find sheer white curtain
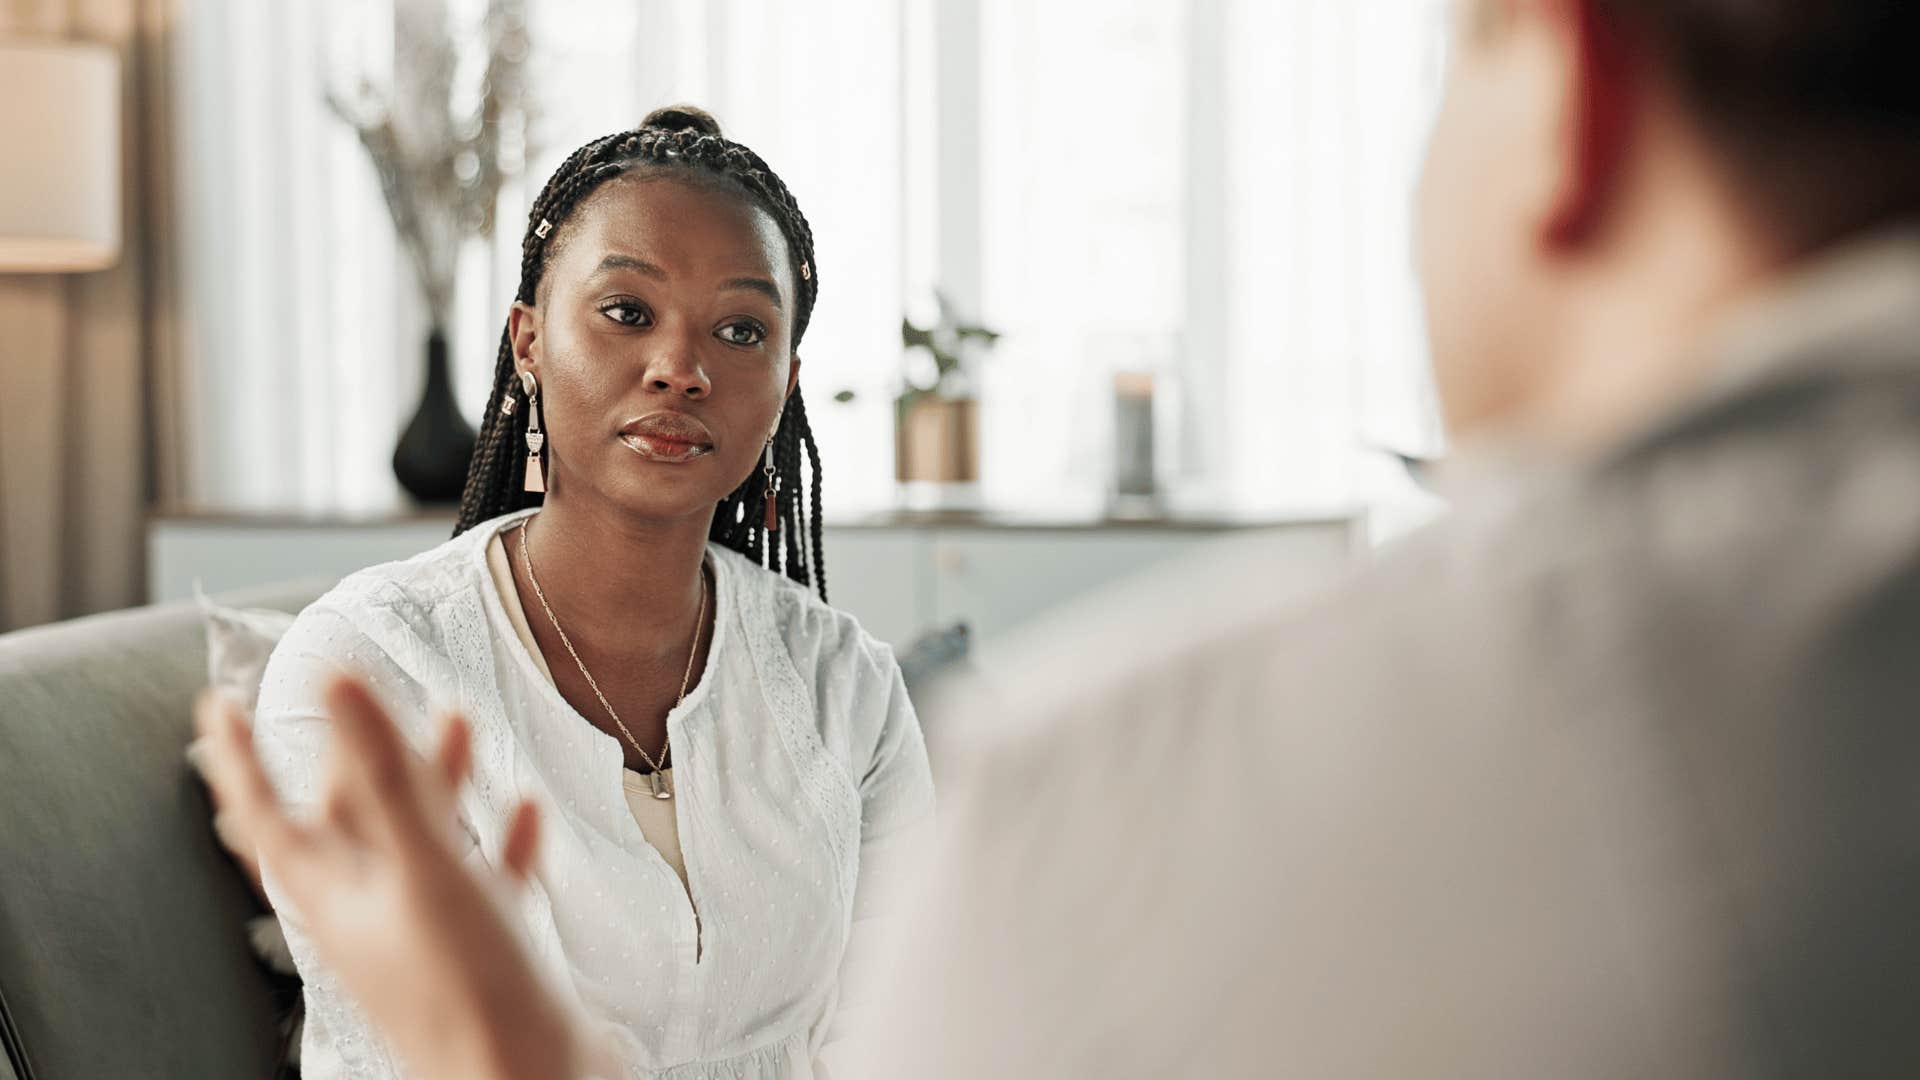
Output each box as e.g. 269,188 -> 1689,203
974,0 -> 1447,516
175,0 -> 903,515
975,0 -> 1191,514
1219,0 -> 1448,512
174,0 -> 407,514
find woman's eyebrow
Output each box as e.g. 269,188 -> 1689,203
589,253 -> 668,280
590,255 -> 781,310
722,277 -> 783,310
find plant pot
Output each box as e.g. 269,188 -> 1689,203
392,328 -> 478,504
895,396 -> 979,484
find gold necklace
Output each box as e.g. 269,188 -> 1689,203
517,521 -> 706,800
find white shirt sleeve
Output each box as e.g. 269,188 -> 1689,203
252,598 -> 476,1080
809,636 -> 935,1076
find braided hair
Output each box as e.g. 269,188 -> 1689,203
453,105 -> 829,602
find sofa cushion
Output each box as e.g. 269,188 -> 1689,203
200,594 -> 298,713
0,583 -> 325,1080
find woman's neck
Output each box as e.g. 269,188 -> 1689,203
517,495 -> 709,650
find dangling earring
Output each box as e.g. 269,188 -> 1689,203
762,436 -> 779,532
520,371 -> 546,494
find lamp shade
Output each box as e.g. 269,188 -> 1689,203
0,41 -> 121,272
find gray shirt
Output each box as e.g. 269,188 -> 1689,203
856,229 -> 1920,1079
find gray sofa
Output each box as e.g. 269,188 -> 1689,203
0,580 -> 970,1080
0,584 -> 327,1080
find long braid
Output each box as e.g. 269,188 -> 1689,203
779,410 -> 804,577
454,108 -> 831,601
796,392 -> 830,602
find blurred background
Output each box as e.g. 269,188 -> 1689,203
1,0 -> 1449,646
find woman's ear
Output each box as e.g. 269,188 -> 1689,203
508,301 -> 541,378
786,353 -> 803,397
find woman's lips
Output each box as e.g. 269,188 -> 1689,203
620,433 -> 712,463
618,412 -> 716,464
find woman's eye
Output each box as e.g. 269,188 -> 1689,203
599,302 -> 649,327
717,320 -> 767,346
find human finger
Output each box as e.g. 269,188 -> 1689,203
500,799 -> 543,885
321,676 -> 428,840
434,712 -> 473,793
193,689 -> 311,866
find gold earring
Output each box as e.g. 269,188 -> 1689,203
762,437 -> 779,532
521,373 -> 546,494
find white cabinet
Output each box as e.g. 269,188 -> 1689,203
149,512 -> 1356,648
922,529 -> 1340,643
813,528 -> 925,646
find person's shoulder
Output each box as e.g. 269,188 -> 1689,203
922,500 -> 1613,794
263,515 -> 517,708
288,514 -> 511,653
711,544 -> 896,676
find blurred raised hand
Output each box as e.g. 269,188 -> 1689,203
193,677 -> 617,1080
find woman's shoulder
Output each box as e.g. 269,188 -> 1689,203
313,513 -> 511,619
709,547 -> 920,792
712,544 -> 890,652
710,544 -> 897,676
280,513 -> 517,664
262,515 -> 519,709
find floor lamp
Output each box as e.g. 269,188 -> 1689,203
0,38 -> 122,628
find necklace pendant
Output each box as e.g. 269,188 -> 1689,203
650,770 -> 672,800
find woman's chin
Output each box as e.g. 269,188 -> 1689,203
591,463 -> 743,525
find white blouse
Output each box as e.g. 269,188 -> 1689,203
485,522 -> 692,908
253,507 -> 934,1079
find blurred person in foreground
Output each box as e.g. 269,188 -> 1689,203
202,0 -> 1920,1075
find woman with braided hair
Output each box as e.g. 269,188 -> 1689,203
245,106 -> 933,1079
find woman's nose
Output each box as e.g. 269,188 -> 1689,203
644,338 -> 711,399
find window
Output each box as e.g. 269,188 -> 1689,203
175,0 -> 1444,518
974,0 -> 1191,513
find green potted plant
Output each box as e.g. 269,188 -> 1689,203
838,293 -> 1000,487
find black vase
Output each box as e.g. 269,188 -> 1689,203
392,328 -> 478,504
